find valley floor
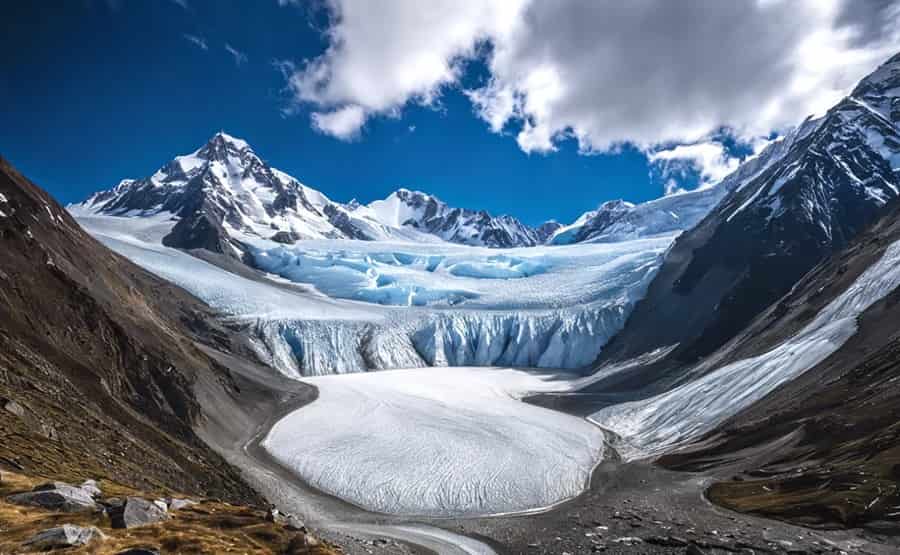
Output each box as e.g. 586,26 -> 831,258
195,345 -> 900,555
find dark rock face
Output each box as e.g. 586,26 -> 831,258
534,220 -> 562,243
600,54 -> 900,365
659,200 -> 900,531
108,497 -> 169,529
24,525 -> 104,550
391,189 -> 541,247
323,203 -> 372,240
269,230 -> 301,244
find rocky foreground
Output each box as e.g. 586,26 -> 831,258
0,469 -> 339,554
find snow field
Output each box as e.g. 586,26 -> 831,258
261,367 -> 606,517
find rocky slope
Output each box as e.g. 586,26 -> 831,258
598,52 -> 900,366
659,199 -> 900,534
0,155 -> 258,503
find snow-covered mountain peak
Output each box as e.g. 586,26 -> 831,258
72,134 -> 546,249
366,188 -> 541,247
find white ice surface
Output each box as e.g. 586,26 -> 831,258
242,234 -> 671,310
74,212 -> 672,374
591,237 -> 900,460
262,366 -> 606,517
74,213 -> 378,322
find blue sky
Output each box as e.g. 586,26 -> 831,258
2,1 -> 896,226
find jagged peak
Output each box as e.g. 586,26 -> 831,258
208,130 -> 251,150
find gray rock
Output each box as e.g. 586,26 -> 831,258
108,497 -> 169,529
3,398 -> 25,418
9,484 -> 98,512
284,514 -> 306,531
80,479 -> 102,498
166,497 -> 197,511
24,524 -> 105,549
265,507 -> 306,531
32,481 -> 71,492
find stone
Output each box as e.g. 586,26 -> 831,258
80,479 -> 102,498
283,514 -> 306,531
165,497 -> 196,511
265,506 -> 306,531
9,484 -> 98,512
116,549 -> 160,555
3,398 -> 25,417
686,543 -> 708,555
108,497 -> 169,529
24,524 -> 104,549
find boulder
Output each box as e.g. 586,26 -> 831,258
9,484 -> 98,512
266,507 -> 306,531
80,479 -> 102,498
24,524 -> 104,550
3,398 -> 25,418
165,497 -> 197,511
108,497 -> 169,529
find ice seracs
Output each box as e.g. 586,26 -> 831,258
75,209 -> 673,376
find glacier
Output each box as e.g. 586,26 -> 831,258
261,366 -> 606,517
591,236 -> 900,460
73,211 -> 673,376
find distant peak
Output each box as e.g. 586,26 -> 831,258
207,131 -> 251,150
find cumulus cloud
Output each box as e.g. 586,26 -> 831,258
649,142 -> 742,188
281,0 -> 900,151
311,105 -> 367,139
225,43 -> 248,66
281,0 -> 527,139
183,34 -> 208,51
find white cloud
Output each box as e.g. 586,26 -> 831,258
312,105 -> 367,139
183,34 -> 208,51
280,0 -> 900,149
281,0 -> 527,140
649,142 -> 742,187
225,43 -> 248,66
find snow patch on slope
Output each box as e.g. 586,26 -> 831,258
591,236 -> 900,460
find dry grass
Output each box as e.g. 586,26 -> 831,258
0,470 -> 342,554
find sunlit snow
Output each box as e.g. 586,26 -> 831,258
73,212 -> 674,375
262,366 -> 606,517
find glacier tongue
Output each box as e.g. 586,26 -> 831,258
72,212 -> 673,376
261,367 -> 607,517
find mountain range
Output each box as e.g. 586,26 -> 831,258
4,49 -> 900,555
